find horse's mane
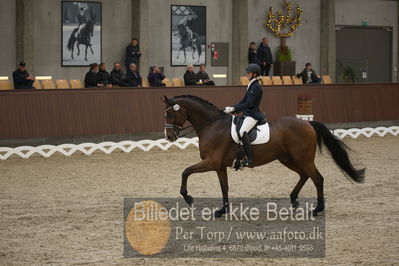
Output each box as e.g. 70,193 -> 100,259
173,95 -> 225,114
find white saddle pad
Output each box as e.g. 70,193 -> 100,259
231,120 -> 271,145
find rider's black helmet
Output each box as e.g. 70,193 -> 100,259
245,64 -> 261,76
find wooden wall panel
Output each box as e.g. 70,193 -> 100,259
0,84 -> 398,139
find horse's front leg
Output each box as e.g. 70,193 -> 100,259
215,168 -> 229,218
176,47 -> 182,59
77,42 -> 80,56
180,159 -> 214,206
71,42 -> 74,59
89,44 -> 94,55
183,48 -> 187,63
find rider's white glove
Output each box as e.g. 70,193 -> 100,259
224,106 -> 235,114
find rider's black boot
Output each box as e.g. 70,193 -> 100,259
241,132 -> 254,168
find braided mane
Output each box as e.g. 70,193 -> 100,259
173,95 -> 225,114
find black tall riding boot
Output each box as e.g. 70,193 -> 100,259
241,132 -> 254,168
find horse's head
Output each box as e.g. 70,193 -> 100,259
162,96 -> 188,142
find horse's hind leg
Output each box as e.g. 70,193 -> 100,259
279,158 -> 309,208
192,46 -> 196,60
77,43 -> 80,56
215,168 -> 229,218
302,162 -> 325,216
90,44 -> 94,55
85,45 -> 88,61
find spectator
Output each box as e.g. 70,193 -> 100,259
184,64 -> 198,86
148,65 -> 166,87
85,63 -> 103,88
126,63 -> 142,87
110,62 -> 130,87
12,61 -> 35,89
196,64 -> 215,86
248,42 -> 260,65
297,63 -> 322,84
257,37 -> 273,76
125,38 -> 141,70
97,63 -> 112,87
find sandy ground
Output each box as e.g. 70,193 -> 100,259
0,136 -> 398,265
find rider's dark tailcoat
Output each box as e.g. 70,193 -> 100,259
233,79 -> 264,121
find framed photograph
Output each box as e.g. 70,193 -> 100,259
171,5 -> 206,66
62,1 -> 102,66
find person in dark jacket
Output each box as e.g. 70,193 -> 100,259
125,38 -> 141,70
257,38 -> 273,76
126,63 -> 142,87
297,63 -> 322,84
224,64 -> 264,168
196,64 -> 215,86
84,63 -> 103,88
97,63 -> 112,87
110,62 -> 130,87
12,61 -> 35,89
248,42 -> 260,65
148,65 -> 166,87
184,65 -> 198,86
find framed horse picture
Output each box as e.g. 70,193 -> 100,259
61,1 -> 102,66
171,5 -> 206,66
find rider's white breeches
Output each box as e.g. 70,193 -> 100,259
239,116 -> 258,137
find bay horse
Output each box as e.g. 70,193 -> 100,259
67,12 -> 96,61
162,95 -> 365,217
176,24 -> 202,63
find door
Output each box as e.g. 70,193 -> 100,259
336,26 -> 392,83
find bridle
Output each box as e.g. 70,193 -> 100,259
164,104 -> 192,139
163,103 -> 226,138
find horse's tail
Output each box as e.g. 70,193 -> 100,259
67,29 -> 78,51
309,121 -> 365,183
194,34 -> 202,57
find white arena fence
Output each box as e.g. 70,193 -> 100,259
0,127 -> 398,160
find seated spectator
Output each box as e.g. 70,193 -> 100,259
110,62 -> 130,87
148,65 -> 166,87
97,63 -> 112,87
248,42 -> 260,65
84,63 -> 103,88
297,63 -> 322,84
196,64 -> 215,86
184,64 -> 198,86
126,63 -> 142,87
12,61 -> 35,89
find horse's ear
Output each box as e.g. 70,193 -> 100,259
161,95 -> 169,105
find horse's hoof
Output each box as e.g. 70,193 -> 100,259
292,200 -> 299,209
184,195 -> 193,206
214,208 -> 226,218
312,210 -> 318,217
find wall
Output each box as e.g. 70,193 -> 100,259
0,0 -> 16,77
1,83 -> 398,139
335,0 -> 398,82
17,0 -> 132,80
247,0 -> 321,75
140,0 -> 233,85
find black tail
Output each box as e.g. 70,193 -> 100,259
67,29 -> 78,51
310,121 -> 365,183
194,33 -> 202,57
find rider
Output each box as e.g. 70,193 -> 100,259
224,64 -> 264,168
75,5 -> 87,38
178,15 -> 194,43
